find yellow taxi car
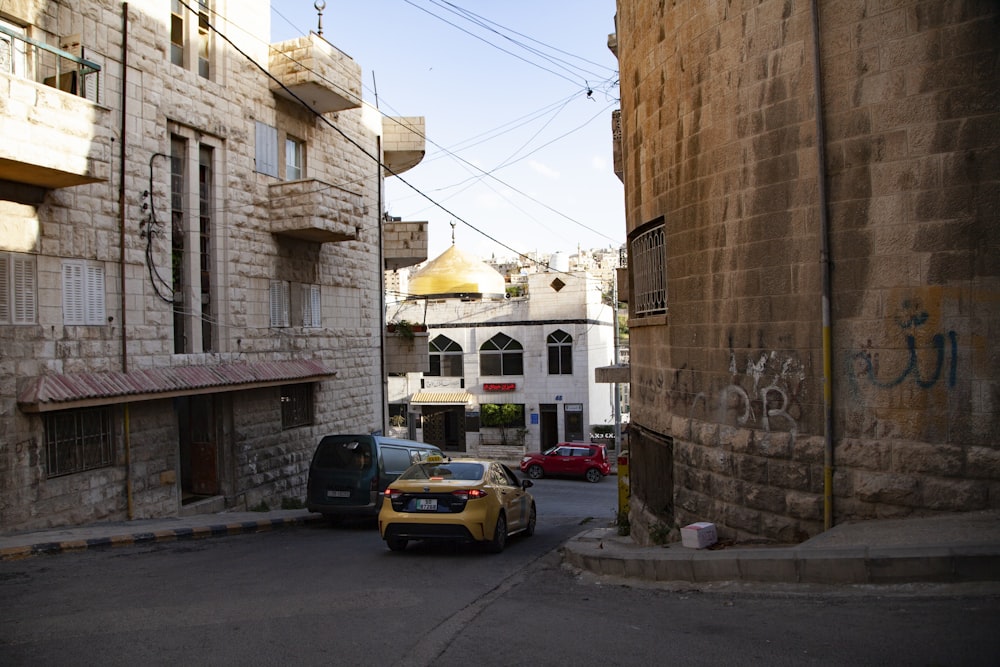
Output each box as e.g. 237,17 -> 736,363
378,456 -> 536,553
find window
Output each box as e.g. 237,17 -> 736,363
0,19 -> 27,77
270,280 -> 290,327
301,284 -> 321,327
256,123 -> 306,180
62,260 -> 106,325
171,131 -> 217,353
281,384 -> 313,429
171,134 -> 187,351
271,281 -> 320,328
171,0 -> 211,78
382,446 -> 413,475
547,329 -> 573,375
479,333 -> 523,376
196,0 -> 211,79
429,335 -> 463,377
170,0 -> 184,66
45,407 -> 114,477
388,403 -> 408,428
199,144 -> 214,350
285,137 -> 303,180
630,220 -> 667,317
255,122 -> 279,177
0,252 -> 36,324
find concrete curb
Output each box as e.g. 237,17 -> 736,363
0,513 -> 326,562
561,528 -> 1000,585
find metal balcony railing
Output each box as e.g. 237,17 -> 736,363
0,24 -> 101,101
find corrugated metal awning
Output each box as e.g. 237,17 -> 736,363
411,390 -> 472,406
17,360 -> 336,413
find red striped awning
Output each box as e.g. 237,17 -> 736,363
17,360 -> 336,413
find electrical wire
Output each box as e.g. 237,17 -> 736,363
179,0 -> 582,275
263,2 -> 621,247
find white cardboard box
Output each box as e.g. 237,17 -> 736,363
681,522 -> 718,549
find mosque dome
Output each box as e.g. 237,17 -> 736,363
408,245 -> 507,299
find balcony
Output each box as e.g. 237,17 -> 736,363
384,218 -> 428,270
269,179 -> 362,243
0,27 -> 109,189
383,116 -> 426,176
269,34 -> 362,113
385,325 -> 429,375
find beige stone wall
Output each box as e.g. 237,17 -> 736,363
616,0 -> 1000,541
0,1 -> 391,531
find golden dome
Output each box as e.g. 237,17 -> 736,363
409,245 -> 506,298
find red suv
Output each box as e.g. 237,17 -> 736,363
520,443 -> 611,483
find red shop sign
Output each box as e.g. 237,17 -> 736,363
482,382 -> 516,392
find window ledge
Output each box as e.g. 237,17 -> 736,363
627,313 -> 668,328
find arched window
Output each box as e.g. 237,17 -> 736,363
479,333 -> 523,376
429,335 -> 463,377
547,329 -> 573,375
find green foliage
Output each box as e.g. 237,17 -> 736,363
648,522 -> 671,545
480,403 -> 525,445
281,497 -> 305,510
394,320 -> 415,339
250,500 -> 270,512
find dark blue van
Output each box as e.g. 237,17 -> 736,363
306,434 -> 442,522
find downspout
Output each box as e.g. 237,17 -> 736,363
377,135 -> 388,434
118,2 -> 133,519
809,0 -> 834,531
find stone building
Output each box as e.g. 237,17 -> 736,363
610,1 -> 999,544
385,243 -> 618,456
0,0 -> 426,532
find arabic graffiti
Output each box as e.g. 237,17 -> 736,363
850,302 -> 958,391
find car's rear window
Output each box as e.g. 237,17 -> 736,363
401,462 -> 485,481
313,437 -> 372,470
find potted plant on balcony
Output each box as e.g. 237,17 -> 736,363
387,320 -> 425,340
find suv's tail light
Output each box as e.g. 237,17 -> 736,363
452,488 -> 488,501
371,475 -> 379,491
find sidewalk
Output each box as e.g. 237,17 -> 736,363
3,505 -> 998,587
0,509 -> 325,561
562,510 -> 1000,586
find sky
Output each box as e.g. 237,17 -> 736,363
269,0 -> 624,264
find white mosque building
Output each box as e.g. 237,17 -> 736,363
385,243 -> 618,456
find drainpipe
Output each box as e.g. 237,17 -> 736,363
118,2 -> 133,519
377,135 -> 388,434
809,0 -> 834,531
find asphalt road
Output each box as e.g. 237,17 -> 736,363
1,477 -> 998,666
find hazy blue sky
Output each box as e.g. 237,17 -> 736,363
269,1 -> 624,263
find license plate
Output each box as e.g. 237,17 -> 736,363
415,499 -> 437,511
327,490 -> 351,498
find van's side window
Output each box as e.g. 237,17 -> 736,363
382,446 -> 412,474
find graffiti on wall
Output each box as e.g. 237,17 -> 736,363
849,303 -> 958,393
634,348 -> 807,439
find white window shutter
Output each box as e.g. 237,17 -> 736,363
10,254 -> 35,324
63,261 -> 84,325
302,284 -> 320,327
255,121 -> 278,177
0,254 -> 9,323
81,52 -> 103,104
270,280 -> 289,327
85,263 -> 106,325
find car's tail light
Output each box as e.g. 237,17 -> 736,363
371,475 -> 379,491
385,488 -> 402,499
452,488 -> 488,500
